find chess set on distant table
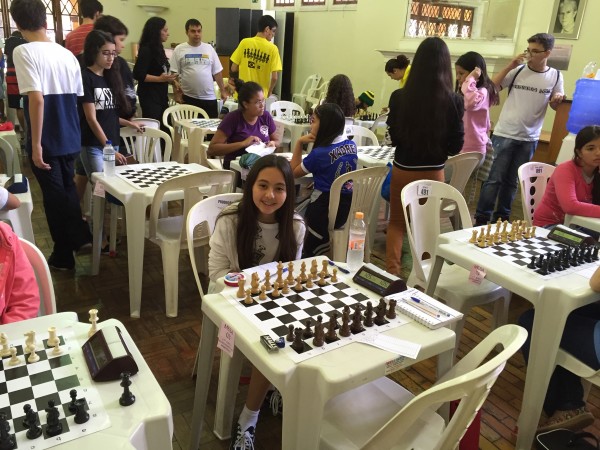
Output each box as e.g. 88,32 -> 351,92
225,259 -> 411,364
275,113 -> 311,124
355,112 -> 379,121
466,220 -> 599,278
0,310 -> 138,449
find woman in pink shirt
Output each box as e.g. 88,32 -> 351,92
455,52 -> 499,157
534,126 -> 600,227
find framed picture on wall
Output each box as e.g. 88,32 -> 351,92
549,0 -> 587,39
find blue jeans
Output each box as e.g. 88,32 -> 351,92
519,304 -> 600,415
80,145 -> 120,177
475,135 -> 537,224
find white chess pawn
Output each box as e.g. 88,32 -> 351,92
8,347 -> 21,366
0,332 -> 10,357
52,341 -> 63,355
88,309 -> 99,338
48,327 -> 59,347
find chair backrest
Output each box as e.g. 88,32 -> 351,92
316,80 -> 330,104
19,238 -> 56,316
120,127 -> 172,163
345,124 -> 379,146
0,137 -> 19,176
132,117 -> 160,129
187,127 -> 210,166
328,166 -> 389,261
518,162 -> 556,225
269,101 -> 305,120
446,152 -> 484,194
186,192 -> 243,296
148,170 -> 236,241
162,104 -> 209,142
369,113 -> 388,133
401,180 -> 472,283
362,324 -> 527,450
298,73 -> 322,96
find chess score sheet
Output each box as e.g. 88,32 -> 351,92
0,328 -> 110,449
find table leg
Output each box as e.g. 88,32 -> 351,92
213,348 -> 244,439
283,367 -> 322,450
188,317 -> 218,450
91,195 -> 106,275
17,201 -> 34,243
515,291 -> 570,449
125,200 -> 147,318
425,255 -> 445,296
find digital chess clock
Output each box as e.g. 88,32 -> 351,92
82,326 -> 139,381
547,224 -> 597,248
352,263 -> 407,296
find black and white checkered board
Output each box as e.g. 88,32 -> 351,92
0,330 -> 110,449
189,119 -> 221,131
117,164 -> 191,189
467,232 -> 599,279
358,146 -> 394,161
226,271 -> 408,363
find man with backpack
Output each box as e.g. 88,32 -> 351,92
474,33 -> 565,226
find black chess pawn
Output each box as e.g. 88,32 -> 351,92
74,399 -> 89,424
593,246 -> 599,261
386,299 -> 397,320
535,254 -> 544,269
527,256 -> 536,269
291,328 -> 305,353
302,318 -> 314,339
584,246 -> 593,263
350,304 -> 365,334
119,372 -> 136,407
286,324 -> 294,342
548,256 -> 555,272
339,310 -> 351,337
325,313 -> 339,343
537,259 -> 549,276
45,400 -> 63,437
0,413 -> 16,450
69,389 -> 78,413
363,301 -> 374,327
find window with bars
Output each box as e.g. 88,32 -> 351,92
0,0 -> 78,42
408,1 -> 474,39
274,0 -> 294,6
301,0 -> 326,5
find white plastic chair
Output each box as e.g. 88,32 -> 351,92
401,180 -> 511,356
162,104 -> 209,164
517,162 -> 556,225
0,178 -> 35,243
345,125 -> 379,146
19,238 -> 56,316
292,74 -> 322,111
328,166 -> 389,262
146,170 -> 236,317
187,127 -> 222,170
0,137 -> 20,176
443,152 -> 484,229
120,127 -> 172,164
314,79 -> 330,108
319,324 -> 527,450
269,100 -> 305,121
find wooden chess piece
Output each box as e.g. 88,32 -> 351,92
486,223 -> 491,237
321,260 -> 329,277
364,301 -> 374,327
0,333 -> 10,357
263,270 -> 271,291
469,230 -> 478,244
325,314 -> 339,343
277,261 -> 284,285
236,278 -> 246,298
8,347 -> 21,366
532,226 -> 537,237
293,276 -> 303,292
251,273 -> 260,295
386,299 -> 397,319
311,259 -> 318,280
23,330 -> 37,357
287,262 -> 295,284
244,289 -> 253,305
291,328 -> 305,353
339,310 -> 351,337
119,372 -> 135,406
47,327 -> 59,347
312,321 -> 324,347
502,220 -> 508,234
350,304 -> 365,334
88,309 -> 99,338
318,271 -> 326,286
496,217 -> 502,233
259,286 -> 267,300
272,281 -> 280,298
306,276 -> 314,288
282,280 -> 290,295
286,324 -> 295,342
300,262 -> 307,282
303,318 -> 314,339
52,340 -> 62,355
331,268 -> 338,283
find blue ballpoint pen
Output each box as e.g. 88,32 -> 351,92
328,260 -> 350,274
410,296 -> 450,317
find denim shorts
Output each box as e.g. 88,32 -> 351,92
80,145 -> 120,177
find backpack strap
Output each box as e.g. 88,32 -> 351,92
507,64 -> 526,96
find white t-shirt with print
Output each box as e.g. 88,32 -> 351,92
169,42 -> 223,100
494,64 -> 564,142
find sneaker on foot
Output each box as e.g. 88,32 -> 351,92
264,389 -> 283,416
230,424 -> 255,450
537,407 -> 595,434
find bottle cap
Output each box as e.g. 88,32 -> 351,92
355,212 -> 364,219
106,140 -> 112,145
224,272 -> 245,287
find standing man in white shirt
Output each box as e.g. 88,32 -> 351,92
170,19 -> 227,118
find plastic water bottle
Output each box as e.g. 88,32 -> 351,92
346,211 -> 367,272
103,140 -> 116,176
582,61 -> 597,79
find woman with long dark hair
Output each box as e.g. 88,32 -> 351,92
324,74 -> 356,118
385,37 -> 464,275
533,125 -> 600,227
208,154 -> 305,448
208,80 -> 279,170
132,17 -> 176,130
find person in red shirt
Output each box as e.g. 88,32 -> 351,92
65,0 -> 103,56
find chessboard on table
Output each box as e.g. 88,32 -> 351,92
188,118 -> 221,132
357,146 -> 395,161
224,257 -> 410,364
116,163 -> 192,189
0,329 -> 110,449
